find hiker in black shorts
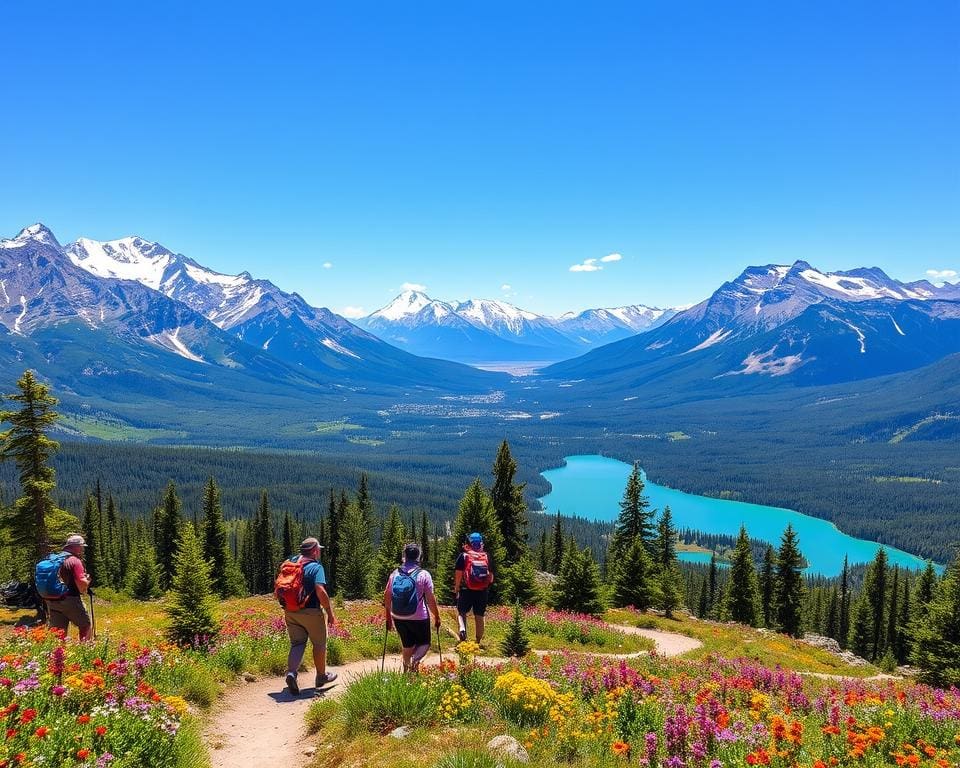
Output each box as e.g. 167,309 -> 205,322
453,532 -> 494,643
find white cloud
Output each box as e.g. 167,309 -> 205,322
322,262 -> 333,269
501,284 -> 512,291
401,282 -> 428,292
927,269 -> 957,281
340,306 -> 366,319
600,252 -> 622,263
570,258 -> 602,273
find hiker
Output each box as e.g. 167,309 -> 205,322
275,537 -> 338,695
453,531 -> 494,643
384,542 -> 441,673
37,534 -> 92,641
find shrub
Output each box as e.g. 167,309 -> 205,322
305,698 -> 340,733
500,602 -> 530,657
431,750 -> 504,768
327,636 -> 345,666
340,671 -> 442,734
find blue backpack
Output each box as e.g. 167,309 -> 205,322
35,552 -> 70,599
390,567 -> 422,616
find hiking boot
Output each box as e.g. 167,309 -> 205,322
285,672 -> 299,696
315,672 -> 338,687
458,629 -> 467,642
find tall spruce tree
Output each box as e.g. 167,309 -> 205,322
913,561 -> 937,617
200,477 -> 232,598
326,489 -> 342,596
356,474 -> 373,527
553,545 -> 604,616
727,525 -> 759,627
490,440 -> 528,565
886,566 -> 900,660
165,523 -> 220,645
654,508 -> 683,618
609,463 -> 655,565
849,596 -> 873,659
282,510 -> 295,559
337,500 -> 375,600
375,505 -> 406,588
81,494 -> 102,588
0,370 -> 77,567
154,482 -> 184,590
550,512 -> 564,574
103,494 -> 121,588
864,548 -> 889,660
707,553 -> 719,618
911,549 -> 960,687
838,555 -> 852,649
612,536 -> 655,610
774,524 -> 805,638
895,575 -> 911,664
758,545 -> 776,628
437,479 -> 506,605
251,490 -> 276,594
825,588 -> 840,641
420,510 -> 431,567
537,529 -> 550,572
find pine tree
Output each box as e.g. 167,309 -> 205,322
727,526 -> 759,627
697,577 -> 709,618
130,544 -> 162,600
550,512 -> 564,574
337,501 -> 374,599
238,520 -> 254,593
613,536 -> 655,610
282,510 -> 295,560
825,588 -> 840,641
838,555 -> 851,649
553,546 -> 604,616
895,575 -> 911,665
609,463 -> 655,566
500,602 -> 530,657
849,597 -> 872,659
103,494 -> 121,588
911,549 -> 960,687
165,523 -> 220,646
505,553 -> 539,606
0,370 -> 77,566
490,440 -> 528,565
375,505 -> 406,588
864,548 -> 889,660
356,474 -> 373,527
420,510 -> 431,568
154,482 -> 183,590
775,525 -> 805,638
886,566 -> 900,661
117,516 -> 132,589
200,477 -> 232,598
654,508 -> 683,619
537,529 -> 550,572
913,561 -> 937,617
81,494 -> 102,588
707,553 -> 719,618
758,545 -> 776,628
251,490 -> 276,594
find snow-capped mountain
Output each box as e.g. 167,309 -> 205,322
358,290 -> 677,364
545,260 -> 960,387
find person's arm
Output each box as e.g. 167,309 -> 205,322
383,580 -> 393,629
316,584 -> 336,626
70,558 -> 91,595
453,568 -> 462,599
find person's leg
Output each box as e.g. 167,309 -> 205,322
456,591 -> 471,640
47,602 -> 69,635
304,610 -> 328,681
66,597 -> 92,642
473,590 -> 489,644
475,616 -> 485,644
410,620 -> 431,671
285,615 -> 308,675
401,646 -> 414,672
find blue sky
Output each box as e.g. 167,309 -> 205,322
2,2 -> 957,317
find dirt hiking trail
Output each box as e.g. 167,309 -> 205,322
204,624 -> 700,768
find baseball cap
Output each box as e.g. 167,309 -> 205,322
468,532 -> 483,544
65,534 -> 87,548
300,537 -> 324,553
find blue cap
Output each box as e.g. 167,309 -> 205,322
468,532 -> 483,544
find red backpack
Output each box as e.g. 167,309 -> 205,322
275,556 -> 311,611
463,548 -> 492,590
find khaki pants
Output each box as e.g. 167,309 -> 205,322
47,596 -> 91,633
285,608 -> 327,648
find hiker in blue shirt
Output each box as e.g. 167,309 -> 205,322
384,542 -> 441,673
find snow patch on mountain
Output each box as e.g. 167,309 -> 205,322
321,338 -> 361,359
726,348 -> 806,377
686,328 -> 733,353
144,327 -> 206,363
14,296 -> 27,334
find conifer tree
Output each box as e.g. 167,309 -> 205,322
758,545 -> 776,628
613,536 -> 655,610
550,512 -> 564,574
707,553 -> 719,618
911,549 -> 960,687
282,510 -> 295,560
537,529 -> 550,572
165,523 -> 219,645
154,481 -> 184,590
81,494 -> 102,588
553,545 -> 604,616
895,575 -> 911,664
356,474 -> 373,526
238,520 -> 254,592
490,440 -> 528,564
337,500 -> 375,599
375,505 -> 406,588
913,560 -> 937,616
505,553 -> 539,606
775,525 -> 805,638
697,577 -> 709,618
130,544 -> 162,600
849,597 -> 872,658
325,489 -> 340,595
886,566 -> 900,659
103,494 -> 121,588
501,602 -> 530,657
727,526 -> 759,627
825,588 -> 840,641
0,370 -> 77,566
609,463 -> 654,565
200,477 -> 232,598
864,548 -> 889,660
251,490 -> 277,594
654,508 -> 683,618
437,479 -> 506,604
838,555 -> 851,649
420,510 -> 431,568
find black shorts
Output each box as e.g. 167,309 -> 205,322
394,618 -> 431,648
456,589 -> 489,617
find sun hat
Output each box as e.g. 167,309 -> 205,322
300,537 -> 324,553
65,534 -> 87,548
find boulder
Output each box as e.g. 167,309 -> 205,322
487,735 -> 529,763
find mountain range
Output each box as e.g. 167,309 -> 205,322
356,291 -> 678,364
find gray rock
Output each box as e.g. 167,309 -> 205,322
487,735 -> 529,763
243,673 -> 257,682
389,725 -> 414,739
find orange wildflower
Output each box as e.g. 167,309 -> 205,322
611,741 -> 630,757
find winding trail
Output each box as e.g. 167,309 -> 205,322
204,624 -> 701,768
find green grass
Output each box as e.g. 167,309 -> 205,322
58,414 -> 186,441
666,431 -> 690,441
347,436 -> 386,446
889,413 -> 960,443
314,419 -> 364,434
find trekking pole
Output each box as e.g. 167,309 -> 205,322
380,619 -> 389,673
88,590 -> 97,640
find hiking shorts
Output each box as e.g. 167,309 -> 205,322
47,596 -> 91,633
394,618 -> 430,648
284,608 -> 327,648
456,589 -> 488,617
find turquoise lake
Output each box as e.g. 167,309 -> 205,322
538,455 -> 932,577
